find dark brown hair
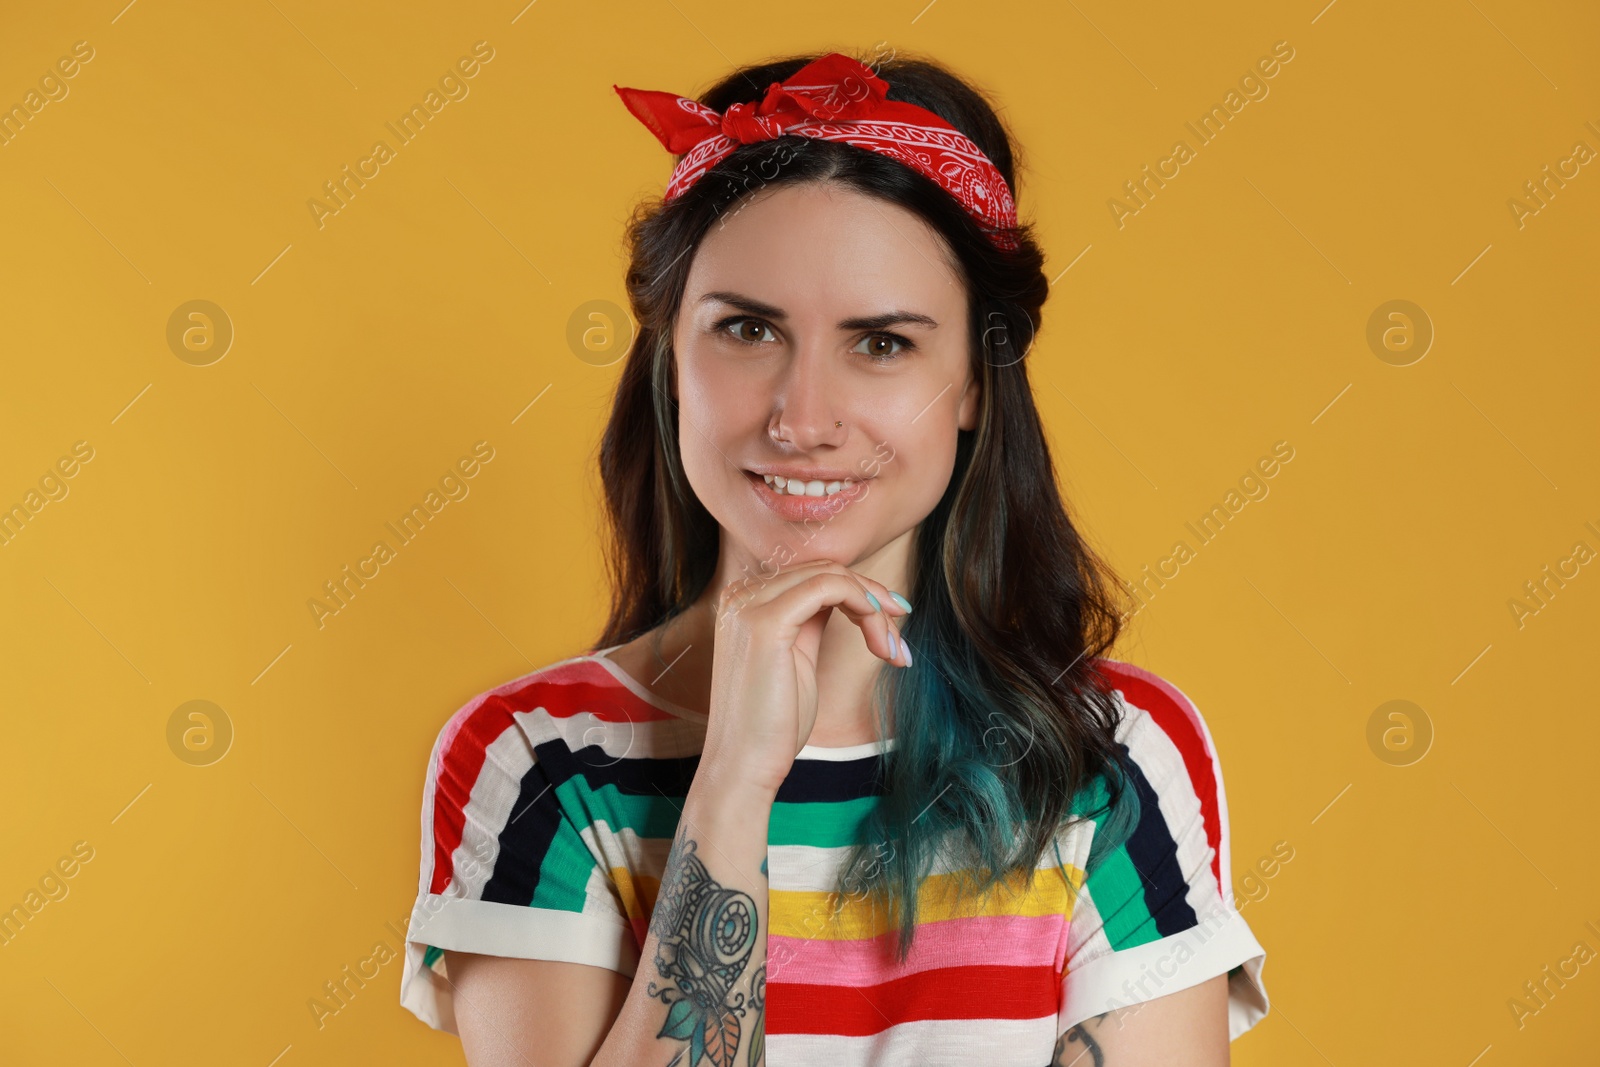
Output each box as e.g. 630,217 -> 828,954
595,48 -> 1139,961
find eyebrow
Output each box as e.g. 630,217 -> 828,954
698,290 -> 939,331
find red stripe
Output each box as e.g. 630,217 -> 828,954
766,964 -> 1059,1034
429,694 -> 518,895
427,660 -> 674,895
545,677 -> 684,723
1093,660 -> 1223,890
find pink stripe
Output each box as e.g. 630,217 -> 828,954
768,912 -> 1066,987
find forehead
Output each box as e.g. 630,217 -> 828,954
683,182 -> 966,318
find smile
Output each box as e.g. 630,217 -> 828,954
744,470 -> 870,521
761,473 -> 857,497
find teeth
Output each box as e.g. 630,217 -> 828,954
762,474 -> 856,497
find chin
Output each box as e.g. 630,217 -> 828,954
729,521 -> 865,566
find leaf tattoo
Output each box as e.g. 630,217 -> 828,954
747,964 -> 766,1067
646,836 -> 760,1067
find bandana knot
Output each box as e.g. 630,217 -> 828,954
614,52 -> 1019,250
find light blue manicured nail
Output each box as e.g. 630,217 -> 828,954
889,592 -> 913,613
901,639 -> 913,668
887,629 -> 898,660
866,591 -> 882,612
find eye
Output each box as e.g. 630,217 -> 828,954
716,316 -> 777,346
853,332 -> 915,364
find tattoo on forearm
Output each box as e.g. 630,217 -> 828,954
646,834 -> 762,1067
747,963 -> 766,1067
1050,1012 -> 1108,1067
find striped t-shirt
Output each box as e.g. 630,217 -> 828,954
400,646 -> 1270,1062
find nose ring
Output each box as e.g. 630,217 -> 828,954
835,420 -> 843,428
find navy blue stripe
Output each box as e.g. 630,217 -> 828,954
776,753 -> 885,803
515,727 -> 884,805
481,755 -> 562,906
1116,741 -> 1201,937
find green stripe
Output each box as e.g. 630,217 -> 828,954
1084,846 -> 1160,949
531,815 -> 599,911
1073,769 -> 1160,951
769,796 -> 879,847
536,776 -> 687,912
554,777 -> 686,838
423,943 -> 443,969
552,775 -> 882,850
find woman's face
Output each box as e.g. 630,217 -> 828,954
672,181 -> 979,578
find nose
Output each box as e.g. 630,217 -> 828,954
769,341 -> 847,449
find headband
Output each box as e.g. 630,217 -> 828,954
613,52 -> 1020,251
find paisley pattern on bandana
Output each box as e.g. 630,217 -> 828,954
614,52 -> 1021,250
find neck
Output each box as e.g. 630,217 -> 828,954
654,529 -> 915,745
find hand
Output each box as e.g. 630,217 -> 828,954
699,558 -> 911,796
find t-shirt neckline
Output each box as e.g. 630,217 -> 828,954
587,644 -> 895,757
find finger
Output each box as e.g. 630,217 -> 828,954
827,568 -> 912,668
746,571 -> 907,667
832,566 -> 912,621
721,557 -> 911,619
726,563 -> 915,662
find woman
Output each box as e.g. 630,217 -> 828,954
401,49 -> 1269,1066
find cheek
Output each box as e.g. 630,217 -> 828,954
675,375 -> 721,484
860,423 -> 954,515
675,352 -> 763,476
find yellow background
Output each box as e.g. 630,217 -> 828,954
2,0 -> 1596,1063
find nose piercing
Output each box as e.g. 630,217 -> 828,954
835,420 -> 843,427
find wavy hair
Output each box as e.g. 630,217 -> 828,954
595,48 -> 1141,962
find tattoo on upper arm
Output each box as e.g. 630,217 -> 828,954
1050,1011 -> 1109,1067
646,833 -> 763,1067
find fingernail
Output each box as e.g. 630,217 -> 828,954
866,591 -> 882,612
889,591 -> 913,613
887,630 -> 898,660
901,639 -> 913,668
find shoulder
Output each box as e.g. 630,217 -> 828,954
427,650 -> 689,767
1092,657 -> 1219,761
404,652 -> 675,1032
1061,660 -> 1270,1040
416,650 -> 704,894
421,650 -> 708,821
1086,658 -> 1233,896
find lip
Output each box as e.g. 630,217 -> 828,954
745,469 -> 870,522
745,465 -> 862,482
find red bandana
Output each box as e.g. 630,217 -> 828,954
613,52 -> 1020,251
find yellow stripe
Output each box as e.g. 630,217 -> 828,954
612,861 -> 1087,940
769,862 -> 1086,940
609,867 -> 661,923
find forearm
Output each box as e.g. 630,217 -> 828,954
592,771 -> 773,1067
